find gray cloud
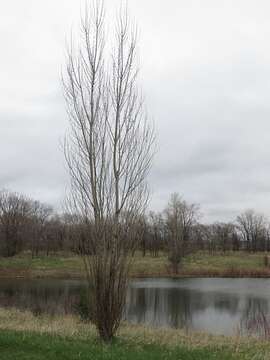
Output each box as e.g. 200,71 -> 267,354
1,0 -> 270,222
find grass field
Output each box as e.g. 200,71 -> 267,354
0,330 -> 242,360
0,251 -> 270,279
0,307 -> 269,359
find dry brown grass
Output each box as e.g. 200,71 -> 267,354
1,306 -> 270,357
1,251 -> 270,279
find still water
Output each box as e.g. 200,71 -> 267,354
0,277 -> 270,336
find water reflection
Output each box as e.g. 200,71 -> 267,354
1,278 -> 270,336
126,287 -> 194,330
126,278 -> 270,335
0,279 -> 83,315
239,298 -> 270,337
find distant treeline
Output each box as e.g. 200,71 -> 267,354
0,189 -> 269,262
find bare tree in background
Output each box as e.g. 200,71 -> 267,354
236,210 -> 267,252
165,193 -> 199,274
208,222 -> 235,253
148,211 -> 164,257
0,190 -> 30,257
63,1 -> 154,342
29,200 -> 53,257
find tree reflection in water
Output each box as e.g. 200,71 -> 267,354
125,286 -> 240,330
0,278 -> 270,336
239,298 -> 270,338
0,279 -> 83,316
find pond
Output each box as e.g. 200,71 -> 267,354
0,277 -> 270,336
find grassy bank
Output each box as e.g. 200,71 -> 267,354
0,251 -> 270,279
0,308 -> 269,359
0,330 -> 243,360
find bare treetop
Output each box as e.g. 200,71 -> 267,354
63,1 -> 154,224
63,0 -> 155,342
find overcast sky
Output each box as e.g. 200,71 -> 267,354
1,0 -> 270,222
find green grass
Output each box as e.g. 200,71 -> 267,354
0,307 -> 269,360
0,252 -> 82,270
0,329 -> 264,360
0,252 -> 83,278
0,251 -> 269,279
183,251 -> 265,271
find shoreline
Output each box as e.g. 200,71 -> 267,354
1,251 -> 270,280
1,267 -> 270,280
0,307 -> 269,359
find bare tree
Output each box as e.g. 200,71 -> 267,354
148,211 -> 164,257
208,222 -> 235,253
165,193 -> 199,274
236,210 -> 267,252
42,214 -> 67,256
136,214 -> 148,257
28,200 -> 53,257
0,190 -> 31,257
63,1 -> 154,342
